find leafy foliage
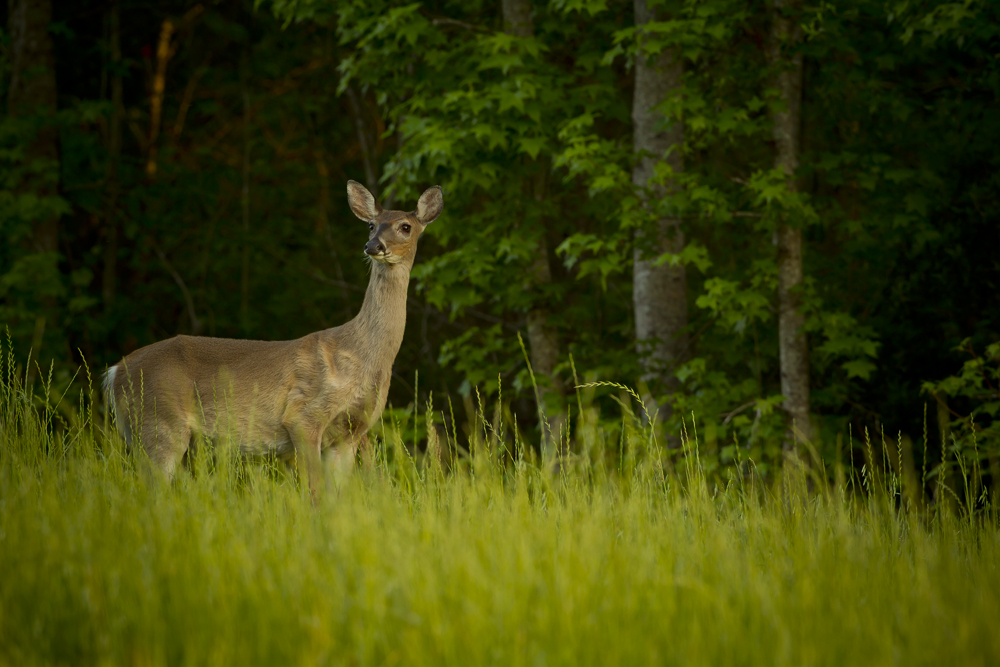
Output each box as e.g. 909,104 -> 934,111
0,0 -> 997,477
923,338 -> 1000,472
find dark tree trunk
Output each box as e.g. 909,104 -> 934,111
240,47 -> 251,335
501,0 -> 566,456
8,0 -> 61,375
103,0 -> 123,312
631,0 -> 688,425
7,0 -> 60,257
768,0 -> 811,448
345,86 -> 379,196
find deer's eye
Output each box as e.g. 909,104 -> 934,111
400,223 -> 411,233
368,223 -> 375,232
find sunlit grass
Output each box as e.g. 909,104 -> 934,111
1,357 -> 998,666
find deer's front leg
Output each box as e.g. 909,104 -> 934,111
323,432 -> 364,490
286,421 -> 324,504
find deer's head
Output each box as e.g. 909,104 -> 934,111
347,181 -> 443,268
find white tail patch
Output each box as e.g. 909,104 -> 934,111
102,365 -> 131,445
102,365 -> 116,401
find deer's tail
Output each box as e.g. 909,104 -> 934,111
102,365 -> 133,445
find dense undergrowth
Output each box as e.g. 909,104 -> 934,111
1,355 -> 998,666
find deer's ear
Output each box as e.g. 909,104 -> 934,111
347,180 -> 381,221
414,185 -> 443,225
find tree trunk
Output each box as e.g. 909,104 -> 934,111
345,86 -> 379,196
103,0 -> 123,312
240,47 -> 252,335
7,0 -> 60,257
145,17 -> 175,177
501,0 -> 566,456
8,0 -> 61,379
501,0 -> 532,36
768,0 -> 811,448
632,0 -> 688,425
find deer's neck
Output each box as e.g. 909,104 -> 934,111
346,261 -> 410,367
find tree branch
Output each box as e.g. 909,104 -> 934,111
152,241 -> 202,335
430,17 -> 490,33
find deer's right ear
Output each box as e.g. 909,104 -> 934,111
347,180 -> 382,221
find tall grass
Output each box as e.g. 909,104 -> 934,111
1,355 -> 998,666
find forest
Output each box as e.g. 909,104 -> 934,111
3,2 -> 1000,665
2,0 -> 998,486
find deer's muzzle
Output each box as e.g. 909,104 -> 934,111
365,238 -> 386,256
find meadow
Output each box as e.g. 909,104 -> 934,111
1,361 -> 998,667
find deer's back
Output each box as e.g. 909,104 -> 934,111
112,335 -> 314,437
116,334 -> 302,385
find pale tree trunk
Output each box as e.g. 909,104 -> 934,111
768,0 -> 811,448
501,0 -> 566,457
8,0 -> 61,375
632,0 -> 688,425
501,0 -> 532,36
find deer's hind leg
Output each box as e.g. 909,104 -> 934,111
136,411 -> 192,479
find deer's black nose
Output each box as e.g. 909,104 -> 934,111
365,239 -> 385,256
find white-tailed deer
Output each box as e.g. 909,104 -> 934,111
103,181 -> 442,500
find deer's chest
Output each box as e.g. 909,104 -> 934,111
321,368 -> 391,444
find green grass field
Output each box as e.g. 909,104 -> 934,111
1,366 -> 998,666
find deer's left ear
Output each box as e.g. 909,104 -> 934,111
414,186 -> 443,225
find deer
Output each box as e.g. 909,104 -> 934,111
103,181 -> 443,501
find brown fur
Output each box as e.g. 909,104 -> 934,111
104,181 -> 443,500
